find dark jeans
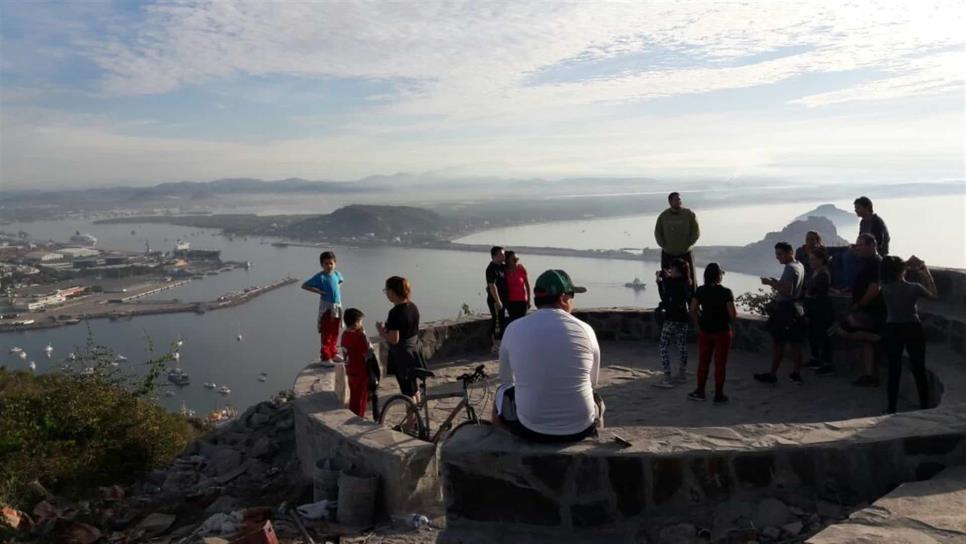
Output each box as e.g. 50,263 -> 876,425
487,298 -> 508,340
805,299 -> 835,364
661,250 -> 695,282
506,300 -> 528,325
886,322 -> 929,413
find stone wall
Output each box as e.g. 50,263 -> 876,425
441,411 -> 966,544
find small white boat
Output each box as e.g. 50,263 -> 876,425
9,347 -> 23,354
110,361 -> 119,367
175,337 -> 184,348
257,375 -> 267,382
18,351 -> 27,360
115,354 -> 128,362
173,352 -> 181,361
236,334 -> 243,342
68,352 -> 77,361
217,386 -> 231,395
28,361 -> 36,371
44,344 -> 53,355
203,382 -> 217,389
624,277 -> 647,291
80,367 -> 94,376
164,390 -> 175,397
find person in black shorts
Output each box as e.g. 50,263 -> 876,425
485,246 -> 508,349
754,242 -> 806,385
377,276 -> 424,400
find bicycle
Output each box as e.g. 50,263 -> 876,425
378,364 -> 491,443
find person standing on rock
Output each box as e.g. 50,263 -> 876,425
654,192 -> 700,285
301,251 -> 345,365
688,262 -> 736,403
504,250 -> 531,326
485,246 -> 509,351
855,196 -> 890,256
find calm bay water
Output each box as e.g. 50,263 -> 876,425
456,195 -> 966,269
2,218 -> 766,414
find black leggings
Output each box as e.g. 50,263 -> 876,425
886,322 -> 929,413
806,301 -> 834,364
506,301 -> 528,325
487,298 -> 508,340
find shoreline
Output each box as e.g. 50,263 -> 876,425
0,276 -> 298,333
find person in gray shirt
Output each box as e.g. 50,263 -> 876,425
880,256 -> 938,413
754,242 -> 806,385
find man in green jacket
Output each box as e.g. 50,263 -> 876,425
654,192 -> 700,283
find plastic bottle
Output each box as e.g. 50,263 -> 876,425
392,513 -> 432,529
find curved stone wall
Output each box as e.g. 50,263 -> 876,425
293,300 -> 966,526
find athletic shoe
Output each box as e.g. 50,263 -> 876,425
789,372 -> 804,384
687,390 -> 706,401
713,393 -> 729,404
754,372 -> 777,384
851,374 -> 878,387
652,374 -> 676,388
332,354 -> 345,363
815,365 -> 835,377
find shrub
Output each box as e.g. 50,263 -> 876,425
0,333 -> 203,508
736,288 -> 776,317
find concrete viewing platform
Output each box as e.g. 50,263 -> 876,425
292,269 -> 966,544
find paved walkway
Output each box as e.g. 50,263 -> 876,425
375,340 -> 910,430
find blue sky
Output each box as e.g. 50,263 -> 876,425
1,1 -> 963,188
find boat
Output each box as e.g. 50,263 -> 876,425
257,375 -> 267,382
168,368 -> 190,386
175,337 -> 184,348
624,278 -> 647,291
236,323 -> 243,342
244,261 -> 252,270
28,361 -> 36,371
80,367 -> 94,376
173,352 -> 180,361
18,351 -> 27,360
9,347 -> 23,354
207,405 -> 237,424
179,401 -> 196,418
44,344 -> 53,356
203,382 -> 217,389
217,386 -> 231,395
115,354 -> 128,362
164,390 -> 175,397
167,355 -> 189,386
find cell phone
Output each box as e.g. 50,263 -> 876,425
612,435 -> 632,448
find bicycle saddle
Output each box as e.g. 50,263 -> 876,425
411,368 -> 436,380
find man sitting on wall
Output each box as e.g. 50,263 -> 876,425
492,269 -> 604,443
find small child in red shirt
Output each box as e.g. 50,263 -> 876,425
340,308 -> 371,418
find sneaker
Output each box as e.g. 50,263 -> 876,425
754,372 -> 777,384
804,358 -> 822,369
713,393 -> 729,404
673,369 -> 688,384
687,390 -> 706,401
789,372 -> 804,384
851,374 -> 877,387
332,354 -> 345,363
815,365 -> 835,377
652,374 -> 676,388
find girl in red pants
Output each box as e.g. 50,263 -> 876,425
688,263 -> 737,403
340,308 -> 371,418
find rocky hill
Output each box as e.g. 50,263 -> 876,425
795,204 -> 855,229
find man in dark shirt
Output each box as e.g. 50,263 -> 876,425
854,196 -> 890,256
485,246 -> 509,350
836,233 -> 885,387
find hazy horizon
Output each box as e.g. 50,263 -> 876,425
2,1 -> 964,189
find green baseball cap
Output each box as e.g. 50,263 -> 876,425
533,269 -> 587,298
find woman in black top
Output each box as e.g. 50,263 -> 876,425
654,258 -> 692,388
804,248 -> 835,375
687,262 -> 737,402
376,276 -> 424,399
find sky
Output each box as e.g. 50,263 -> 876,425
1,0 -> 964,189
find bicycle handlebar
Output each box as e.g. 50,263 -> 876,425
457,364 -> 487,385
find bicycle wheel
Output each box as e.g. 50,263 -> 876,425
447,419 -> 493,441
379,395 -> 426,439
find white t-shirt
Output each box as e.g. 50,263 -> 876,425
499,308 -> 601,435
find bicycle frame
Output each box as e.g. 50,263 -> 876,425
417,378 -> 481,443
